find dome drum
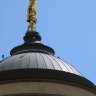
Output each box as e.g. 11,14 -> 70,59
0,68 -> 96,91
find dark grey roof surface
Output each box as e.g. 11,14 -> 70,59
0,53 -> 82,76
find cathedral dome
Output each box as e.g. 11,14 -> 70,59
0,32 -> 95,91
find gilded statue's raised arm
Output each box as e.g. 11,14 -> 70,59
27,0 -> 37,31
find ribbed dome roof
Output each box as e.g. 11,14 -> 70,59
0,52 -> 82,76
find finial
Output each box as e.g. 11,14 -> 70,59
2,55 -> 4,59
27,0 -> 37,31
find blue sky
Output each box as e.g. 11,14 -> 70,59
0,0 -> 96,85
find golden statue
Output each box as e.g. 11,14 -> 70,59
27,0 -> 37,31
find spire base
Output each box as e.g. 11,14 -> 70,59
24,31 -> 41,44
10,31 -> 55,56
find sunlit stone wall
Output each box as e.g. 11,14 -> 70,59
0,81 -> 95,96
